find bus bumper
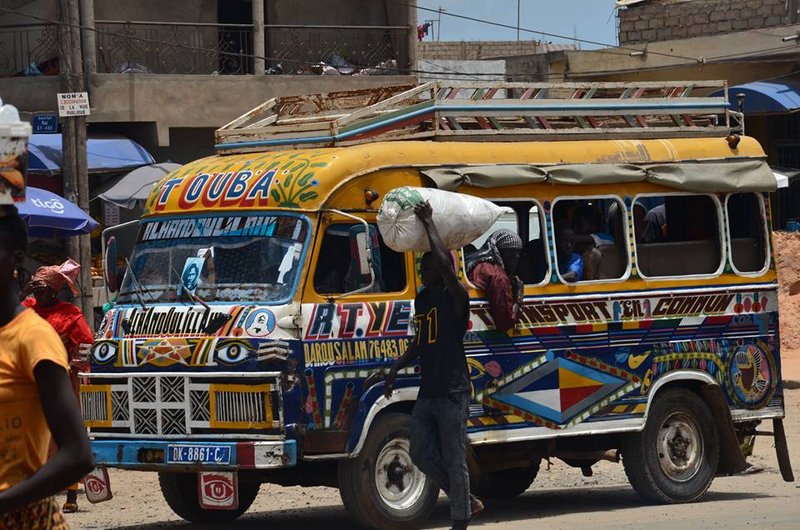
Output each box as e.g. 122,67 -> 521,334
91,439 -> 297,471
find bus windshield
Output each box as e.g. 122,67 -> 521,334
117,214 -> 309,305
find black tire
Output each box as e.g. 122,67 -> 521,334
158,471 -> 260,523
473,462 -> 539,499
339,413 -> 438,529
621,388 -> 719,503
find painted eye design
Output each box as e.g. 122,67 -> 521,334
202,476 -> 235,503
92,341 -> 118,364
215,340 -> 254,364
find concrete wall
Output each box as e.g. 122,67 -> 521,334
94,0 -> 217,22
618,0 -> 794,44
505,52 -> 569,82
416,59 -> 506,83
418,40 -> 545,60
0,73 -> 416,146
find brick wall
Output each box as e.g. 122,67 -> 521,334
418,40 -> 545,60
618,0 -> 794,45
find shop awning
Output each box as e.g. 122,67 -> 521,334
96,162 -> 182,208
709,79 -> 800,114
28,133 -> 155,175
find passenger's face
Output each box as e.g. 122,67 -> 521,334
499,248 -> 520,275
558,230 -> 575,255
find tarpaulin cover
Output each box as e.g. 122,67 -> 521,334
421,159 -> 777,193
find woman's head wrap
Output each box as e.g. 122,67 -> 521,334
466,229 -> 523,275
29,258 -> 81,295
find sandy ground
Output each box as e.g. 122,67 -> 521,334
65,388 -> 800,529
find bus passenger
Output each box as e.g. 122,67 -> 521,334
557,228 -> 585,282
465,229 -> 524,333
380,201 -> 483,529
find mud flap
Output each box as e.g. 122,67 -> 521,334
84,466 -> 113,503
198,471 -> 239,510
773,418 -> 795,482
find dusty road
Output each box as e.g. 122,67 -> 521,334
68,389 -> 800,530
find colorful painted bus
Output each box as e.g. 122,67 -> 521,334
81,82 -> 793,528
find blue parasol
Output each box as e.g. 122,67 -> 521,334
16,187 -> 99,238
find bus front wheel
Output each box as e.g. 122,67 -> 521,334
622,389 -> 719,503
339,413 -> 438,529
158,471 -> 260,522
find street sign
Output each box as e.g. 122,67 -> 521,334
57,92 -> 91,117
31,113 -> 59,134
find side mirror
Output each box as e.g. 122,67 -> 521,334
104,236 -> 118,293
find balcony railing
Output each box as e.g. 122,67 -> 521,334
94,21 -> 409,75
0,21 -> 409,77
0,24 -> 59,76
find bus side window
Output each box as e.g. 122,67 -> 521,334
552,197 -> 628,283
314,224 -> 406,294
726,193 -> 767,273
519,204 -> 549,285
634,194 -> 723,278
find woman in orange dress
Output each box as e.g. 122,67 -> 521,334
0,207 -> 93,527
21,259 -> 94,514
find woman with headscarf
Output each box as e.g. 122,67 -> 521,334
465,229 -> 524,334
21,259 -> 94,514
0,207 -> 93,527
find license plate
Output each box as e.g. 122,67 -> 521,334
166,444 -> 231,465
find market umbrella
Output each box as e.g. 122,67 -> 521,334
97,162 -> 181,209
17,187 -> 99,238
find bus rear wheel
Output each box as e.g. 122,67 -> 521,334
158,471 -> 260,522
621,389 -> 719,503
339,413 -> 438,529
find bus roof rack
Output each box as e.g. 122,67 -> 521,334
215,81 -> 739,155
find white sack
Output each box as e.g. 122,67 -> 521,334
377,187 -> 503,252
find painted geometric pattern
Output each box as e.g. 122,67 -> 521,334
162,408 -> 187,435
482,351 -> 640,430
111,391 -> 129,421
133,408 -> 158,435
132,377 -> 156,403
161,376 -> 185,403
190,390 -> 211,422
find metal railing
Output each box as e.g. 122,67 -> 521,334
93,21 -> 409,75
0,24 -> 59,76
264,24 -> 409,74
96,21 -> 254,74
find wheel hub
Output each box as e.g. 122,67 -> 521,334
656,411 -> 703,482
374,439 -> 427,511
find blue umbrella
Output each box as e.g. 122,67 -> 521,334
17,187 -> 99,238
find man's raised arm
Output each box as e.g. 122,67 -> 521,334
414,201 -> 469,317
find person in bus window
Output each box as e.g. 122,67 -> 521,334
642,204 -> 667,242
557,228 -> 585,282
377,201 -> 484,529
465,229 -> 524,334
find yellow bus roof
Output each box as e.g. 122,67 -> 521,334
143,136 -> 766,216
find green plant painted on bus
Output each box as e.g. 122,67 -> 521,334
269,151 -> 330,208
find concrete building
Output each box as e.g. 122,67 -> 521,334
0,0 -> 416,173
618,0 -> 800,45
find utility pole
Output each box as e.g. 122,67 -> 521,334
516,0 -> 520,41
58,0 -> 93,320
